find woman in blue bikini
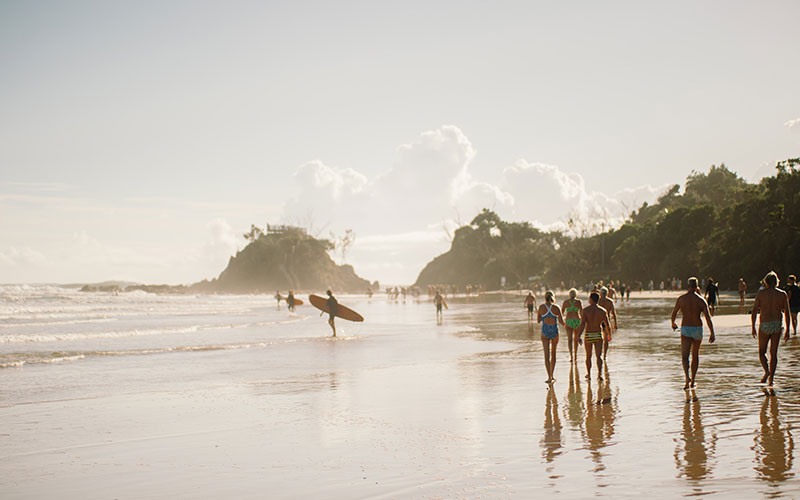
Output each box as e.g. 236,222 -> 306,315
538,290 -> 565,384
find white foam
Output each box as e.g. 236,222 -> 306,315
0,325 -> 200,343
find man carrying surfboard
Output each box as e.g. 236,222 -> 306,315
287,290 -> 296,312
326,289 -> 338,336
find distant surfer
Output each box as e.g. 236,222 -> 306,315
704,278 -> 719,316
561,289 -> 582,362
274,290 -> 282,308
598,287 -> 618,360
670,277 -> 715,390
525,291 -> 537,322
325,289 -> 338,337
786,275 -> 799,335
287,290 -> 296,312
576,292 -> 611,380
537,291 -> 564,384
434,290 -> 448,323
751,272 -> 790,385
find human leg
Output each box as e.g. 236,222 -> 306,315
690,339 -> 701,387
541,336 -> 552,383
680,335 -> 692,389
758,331 -> 770,383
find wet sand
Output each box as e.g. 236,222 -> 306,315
1,290 -> 799,498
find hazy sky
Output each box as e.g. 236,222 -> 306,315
1,0 -> 799,285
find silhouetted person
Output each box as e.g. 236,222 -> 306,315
275,290 -> 282,308
326,289 -> 338,337
786,275 -> 799,335
751,271 -> 790,385
671,277 -> 715,389
704,278 -> 718,316
434,290 -> 447,323
287,290 -> 296,312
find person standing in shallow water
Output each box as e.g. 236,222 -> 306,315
576,292 -> 610,380
525,291 -> 537,322
561,289 -> 582,361
598,287 -> 618,360
751,271 -> 790,386
537,290 -> 565,384
671,277 -> 715,390
325,289 -> 338,337
786,275 -> 799,335
738,278 -> 747,307
704,278 -> 719,316
434,290 -> 447,323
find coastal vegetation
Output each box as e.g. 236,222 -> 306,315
415,159 -> 800,290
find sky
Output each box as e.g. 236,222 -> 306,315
1,0 -> 799,285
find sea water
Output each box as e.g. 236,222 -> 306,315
1,285 -> 798,498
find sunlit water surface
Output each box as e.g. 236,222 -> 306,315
1,285 -> 798,498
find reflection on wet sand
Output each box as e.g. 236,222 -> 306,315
581,365 -> 618,473
541,387 -> 563,463
753,389 -> 794,487
564,363 -> 584,430
674,391 -> 717,483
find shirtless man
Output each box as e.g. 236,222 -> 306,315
524,291 -> 537,322
786,275 -> 799,335
704,278 -> 719,316
751,271 -> 791,385
434,290 -> 448,323
598,287 -> 618,359
670,277 -> 715,389
576,292 -> 611,380
738,278 -> 747,307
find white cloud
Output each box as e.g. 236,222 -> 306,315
785,118 -> 800,130
283,127 -> 668,283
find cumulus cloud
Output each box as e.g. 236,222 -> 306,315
282,125 -> 668,283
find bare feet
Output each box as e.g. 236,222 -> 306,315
768,376 -> 774,386
585,374 -> 591,380
683,380 -> 690,390
598,374 -> 603,380
690,379 -> 696,388
545,378 -> 552,384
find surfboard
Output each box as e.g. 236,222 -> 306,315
286,297 -> 304,306
308,294 -> 364,322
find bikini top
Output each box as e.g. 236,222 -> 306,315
565,298 -> 579,313
543,303 -> 557,319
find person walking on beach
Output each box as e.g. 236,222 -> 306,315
576,292 -> 611,380
670,277 -> 715,390
538,290 -> 565,384
598,287 -> 618,360
562,289 -> 582,361
434,290 -> 447,323
738,278 -> 747,307
525,291 -> 537,322
786,275 -> 799,335
275,290 -> 283,308
287,290 -> 296,312
751,272 -> 790,385
325,289 -> 338,337
704,278 -> 719,316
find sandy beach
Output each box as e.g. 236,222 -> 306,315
2,286 -> 799,499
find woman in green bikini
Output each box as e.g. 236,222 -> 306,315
562,288 -> 583,362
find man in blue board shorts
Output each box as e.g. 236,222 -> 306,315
671,277 -> 715,390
